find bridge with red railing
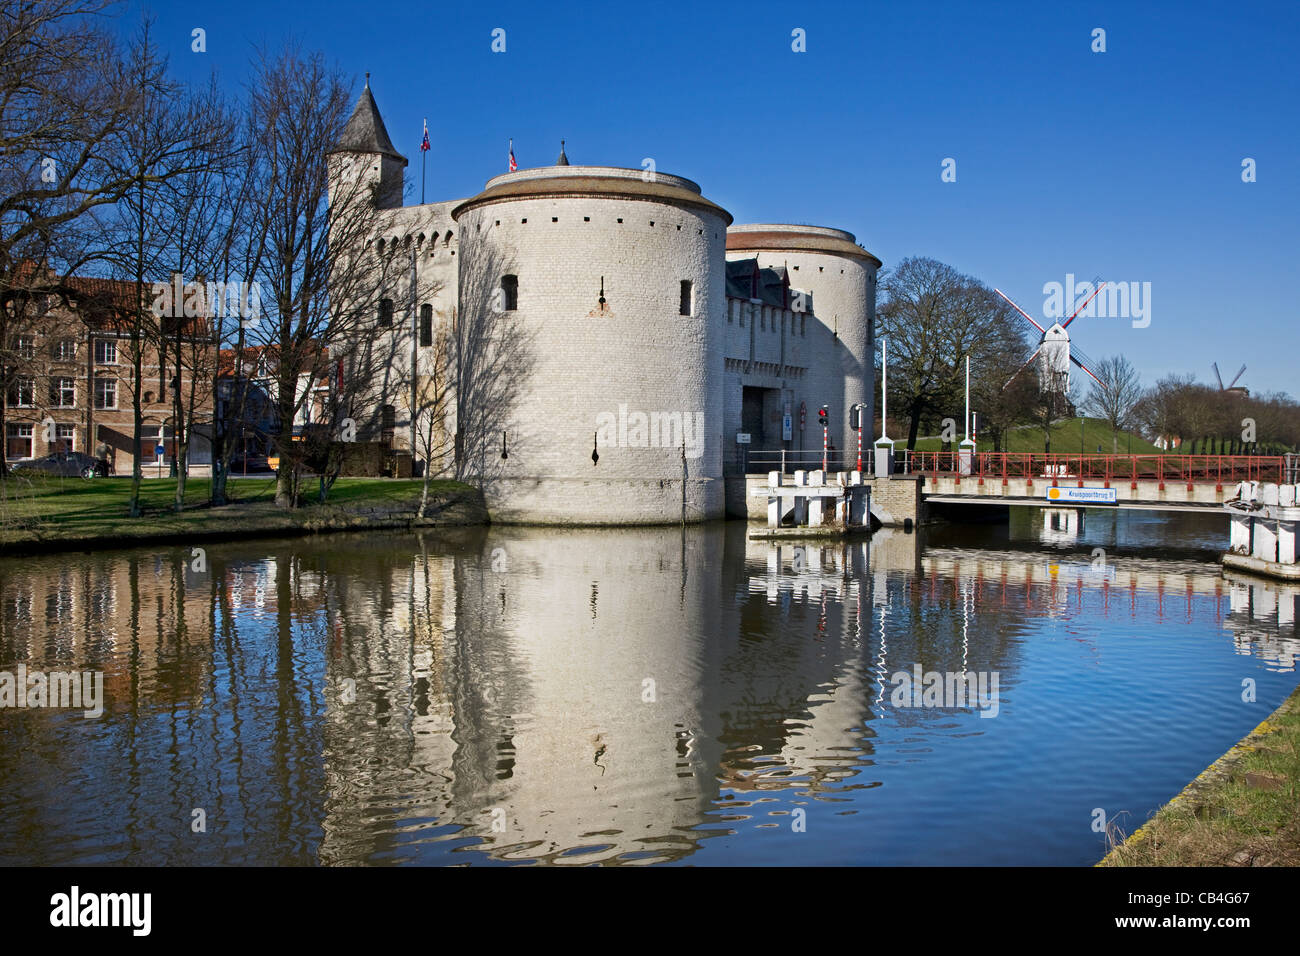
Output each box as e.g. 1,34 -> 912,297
905,452 -> 1290,513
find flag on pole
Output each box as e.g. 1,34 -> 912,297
508,138 -> 517,172
420,119 -> 430,152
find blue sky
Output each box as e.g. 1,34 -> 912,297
129,0 -> 1297,396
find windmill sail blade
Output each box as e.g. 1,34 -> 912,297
1229,364 -> 1246,388
1213,362 -> 1224,390
1062,281 -> 1106,328
1003,346 -> 1043,390
1070,353 -> 1102,386
994,288 -> 1045,333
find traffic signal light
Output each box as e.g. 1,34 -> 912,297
849,404 -> 860,430
818,406 -> 828,426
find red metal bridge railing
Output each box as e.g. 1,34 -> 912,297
896,452 -> 1285,486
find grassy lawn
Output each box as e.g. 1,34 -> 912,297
0,475 -> 480,550
906,417 -> 1164,455
1100,684 -> 1300,866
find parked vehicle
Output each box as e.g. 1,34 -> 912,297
228,453 -> 272,474
11,451 -> 110,479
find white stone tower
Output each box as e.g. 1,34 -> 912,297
326,74 -> 407,210
451,163 -> 732,524
725,225 -> 880,457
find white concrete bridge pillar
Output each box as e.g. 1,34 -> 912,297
1278,520 -> 1296,565
1230,514 -> 1252,553
768,472 -> 782,528
1253,520 -> 1278,563
808,470 -> 825,527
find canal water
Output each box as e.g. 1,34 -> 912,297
1,510 -> 1296,866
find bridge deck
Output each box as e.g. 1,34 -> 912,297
904,451 -> 1287,484
924,494 -> 1226,514
900,452 -> 1287,512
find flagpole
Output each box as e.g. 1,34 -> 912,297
421,118 -> 427,205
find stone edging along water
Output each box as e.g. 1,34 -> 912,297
0,486 -> 490,558
1098,683 -> 1300,865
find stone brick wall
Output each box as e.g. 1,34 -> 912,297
724,225 -> 878,469
329,138 -> 884,525
453,167 -> 728,523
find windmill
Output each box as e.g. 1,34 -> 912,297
994,283 -> 1104,400
1213,362 -> 1249,397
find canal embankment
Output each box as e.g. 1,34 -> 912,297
1099,683 -> 1300,867
0,476 -> 488,556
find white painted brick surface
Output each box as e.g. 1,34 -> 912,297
457,181 -> 728,522
331,156 -> 880,525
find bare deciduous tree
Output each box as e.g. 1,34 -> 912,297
0,1 -> 148,477
239,47 -> 405,509
876,257 -> 1029,450
1082,355 -> 1142,453
99,19 -> 233,516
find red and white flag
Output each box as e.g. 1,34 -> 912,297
420,119 -> 430,152
508,138 -> 517,172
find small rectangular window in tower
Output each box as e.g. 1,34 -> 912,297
381,404 -> 396,444
420,304 -> 433,346
501,275 -> 518,311
679,280 -> 692,316
378,298 -> 394,328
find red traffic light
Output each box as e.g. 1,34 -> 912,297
818,406 -> 828,426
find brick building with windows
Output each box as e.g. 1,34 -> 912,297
2,266 -> 216,474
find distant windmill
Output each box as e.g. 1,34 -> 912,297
1212,362 -> 1249,396
994,283 -> 1104,397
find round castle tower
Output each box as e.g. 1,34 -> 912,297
451,163 -> 732,524
725,224 -> 880,458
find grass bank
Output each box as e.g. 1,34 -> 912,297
1099,684 -> 1300,866
0,475 -> 487,555
907,417 -> 1163,455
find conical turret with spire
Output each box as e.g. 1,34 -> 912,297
555,140 -> 569,166
327,73 -> 407,209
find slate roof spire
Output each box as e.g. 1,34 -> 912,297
329,74 -> 408,166
555,139 -> 569,166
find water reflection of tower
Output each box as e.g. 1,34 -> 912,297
314,534 -> 464,865
731,534 -> 877,796
441,526 -> 727,864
